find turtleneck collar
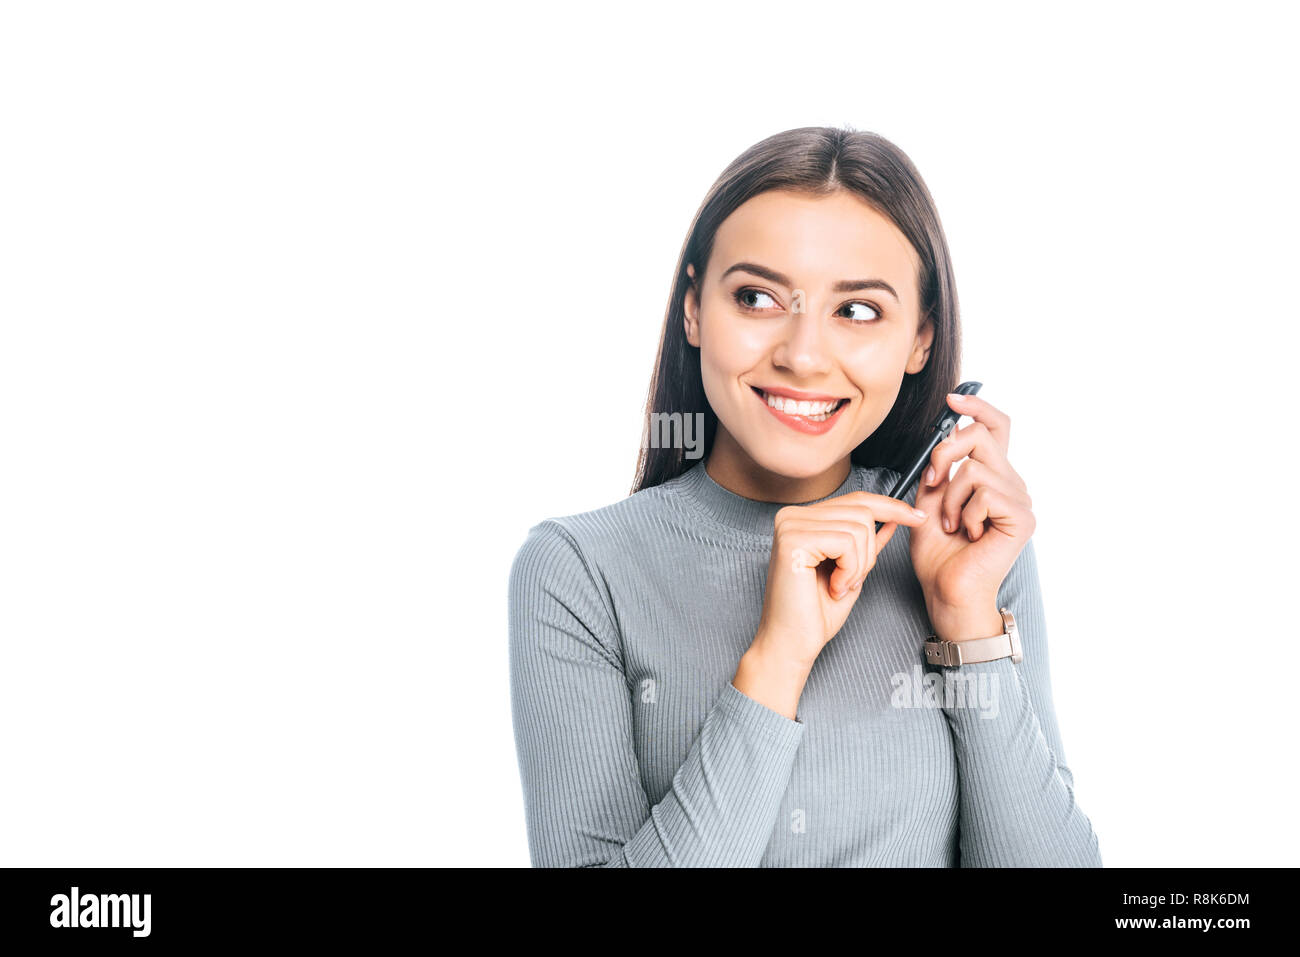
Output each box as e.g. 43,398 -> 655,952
670,459 -> 867,538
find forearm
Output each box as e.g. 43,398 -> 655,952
516,677 -> 804,867
512,521 -> 811,868
732,638 -> 813,721
604,641 -> 810,865
614,681 -> 804,867
940,656 -> 1102,867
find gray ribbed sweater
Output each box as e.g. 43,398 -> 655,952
508,460 -> 1102,867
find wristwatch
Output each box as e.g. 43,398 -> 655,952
924,607 -> 1022,667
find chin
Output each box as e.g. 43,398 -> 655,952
746,446 -> 847,481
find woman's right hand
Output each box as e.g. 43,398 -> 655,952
753,491 -> 930,671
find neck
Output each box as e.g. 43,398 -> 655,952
671,455 -> 863,540
704,432 -> 852,504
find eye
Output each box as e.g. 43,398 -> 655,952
732,287 -> 780,311
837,300 -> 883,324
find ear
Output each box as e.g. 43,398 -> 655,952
905,313 -> 935,374
683,262 -> 701,348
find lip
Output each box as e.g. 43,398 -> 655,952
752,384 -> 845,402
751,385 -> 850,436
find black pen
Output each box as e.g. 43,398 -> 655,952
874,381 -> 983,533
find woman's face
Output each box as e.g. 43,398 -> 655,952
684,188 -> 935,501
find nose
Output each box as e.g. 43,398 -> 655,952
771,309 -> 832,378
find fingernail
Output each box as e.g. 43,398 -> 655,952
948,392 -> 965,402
925,466 -> 935,485
912,507 -> 927,519
942,515 -> 953,532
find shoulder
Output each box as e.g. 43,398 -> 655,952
543,476 -> 681,543
508,480 -> 688,653
516,475 -> 677,551
508,476 -> 682,591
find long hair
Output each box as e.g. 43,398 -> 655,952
630,126 -> 962,494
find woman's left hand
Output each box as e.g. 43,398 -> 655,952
909,392 -> 1036,642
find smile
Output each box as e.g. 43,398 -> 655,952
751,386 -> 850,434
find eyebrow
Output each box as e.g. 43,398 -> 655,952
719,261 -> 900,302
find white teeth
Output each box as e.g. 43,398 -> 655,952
762,391 -> 841,417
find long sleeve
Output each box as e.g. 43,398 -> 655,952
507,520 -> 805,867
938,538 -> 1103,867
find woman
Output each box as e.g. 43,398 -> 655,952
508,126 -> 1102,867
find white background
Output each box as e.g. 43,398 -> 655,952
2,1 -> 1295,867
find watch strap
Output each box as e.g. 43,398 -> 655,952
924,607 -> 1021,666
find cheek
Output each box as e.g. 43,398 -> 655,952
835,340 -> 901,389
699,318 -> 768,377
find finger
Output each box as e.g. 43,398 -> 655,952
803,517 -> 870,598
873,520 -> 897,562
780,516 -> 894,597
788,506 -> 875,592
924,421 -> 1019,492
847,517 -> 886,594
961,485 -> 991,541
913,458 -> 947,515
819,490 -> 929,527
780,523 -> 864,596
940,458 -> 1032,536
790,501 -> 925,590
958,485 -> 1035,541
945,391 -> 1011,454
780,501 -> 873,582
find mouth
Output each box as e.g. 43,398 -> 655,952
750,386 -> 850,432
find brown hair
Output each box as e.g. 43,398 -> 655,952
630,125 -> 962,494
